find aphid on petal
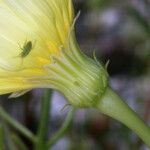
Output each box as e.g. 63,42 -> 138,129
18,41 -> 33,58
16,40 -> 36,67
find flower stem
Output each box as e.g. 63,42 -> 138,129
11,134 -> 28,150
47,108 -> 75,149
34,89 -> 52,150
4,125 -> 17,150
0,124 -> 4,149
0,106 -> 36,143
96,87 -> 150,147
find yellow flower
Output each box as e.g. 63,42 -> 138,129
0,0 -> 108,107
0,0 -> 73,92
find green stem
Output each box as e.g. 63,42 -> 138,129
34,89 -> 52,150
47,108 -> 75,149
0,106 -> 36,143
0,124 -> 4,150
96,87 -> 150,147
11,134 -> 28,150
4,125 -> 17,150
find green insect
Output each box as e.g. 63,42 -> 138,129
0,40 -> 35,72
18,40 -> 34,58
15,40 -> 36,67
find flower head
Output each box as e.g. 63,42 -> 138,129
0,0 -> 108,107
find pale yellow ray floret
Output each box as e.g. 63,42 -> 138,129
0,0 -> 74,95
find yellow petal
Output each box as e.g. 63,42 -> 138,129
0,0 -> 74,95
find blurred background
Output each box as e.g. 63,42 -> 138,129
0,0 -> 150,149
